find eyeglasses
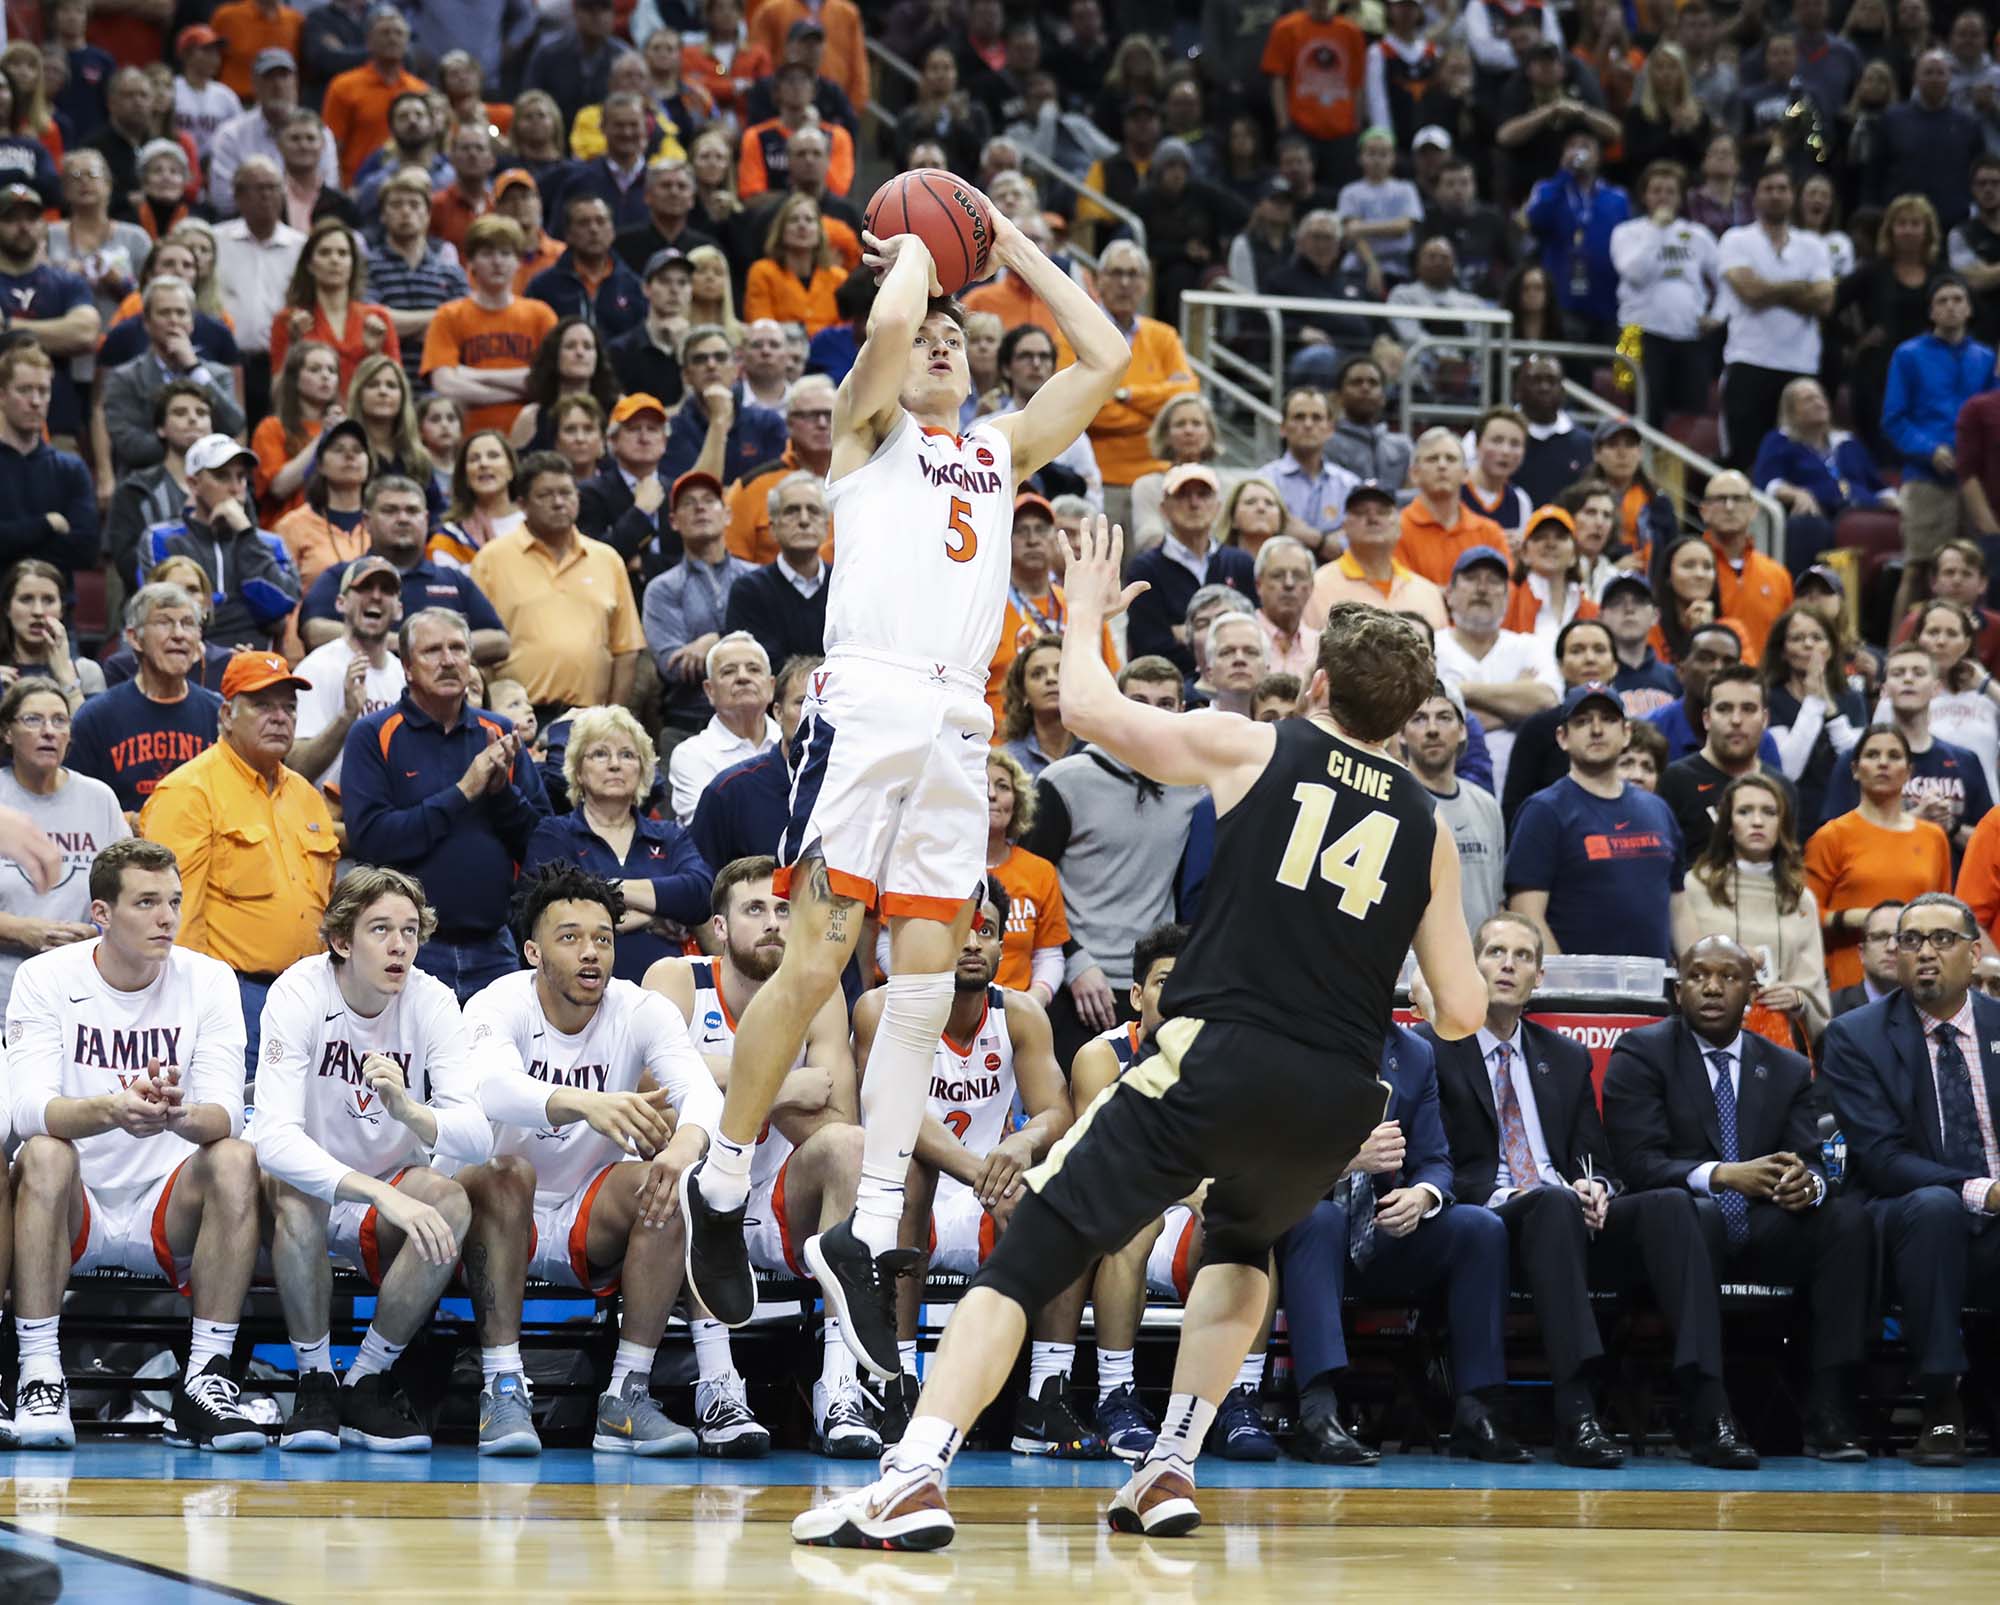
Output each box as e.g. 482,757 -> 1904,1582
1861,930 -> 1899,947
13,713 -> 68,731
1895,929 -> 1976,953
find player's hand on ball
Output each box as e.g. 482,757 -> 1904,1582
1057,516 -> 1148,622
1376,1186 -> 1428,1237
361,1053 -> 418,1122
377,1189 -> 460,1265
859,229 -> 940,295
582,1087 -> 672,1158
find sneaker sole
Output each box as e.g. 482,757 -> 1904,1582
594,1430 -> 698,1457
478,1429 -> 543,1457
164,1428 -> 267,1453
339,1427 -> 431,1452
1220,1438 -> 1279,1463
16,1424 -> 76,1451
278,1428 -> 341,1453
679,1163 -> 756,1328
1104,1439 -> 1152,1463
792,1509 -> 956,1551
813,1431 -> 883,1460
1010,1433 -> 1111,1459
698,1432 -> 773,1459
801,1231 -> 898,1383
1107,1497 -> 1202,1538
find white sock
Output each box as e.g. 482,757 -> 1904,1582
898,1339 -> 919,1377
854,971 -> 955,1254
1028,1340 -> 1073,1394
1144,1393 -> 1217,1469
885,1412 -> 962,1479
480,1343 -> 523,1387
1234,1351 -> 1266,1393
821,1317 -> 857,1389
690,1317 -> 735,1385
1097,1346 -> 1135,1402
292,1334 -> 334,1376
343,1325 -> 406,1385
186,1319 -> 237,1378
16,1315 -> 60,1385
697,1132 -> 754,1212
609,1340 -> 656,1394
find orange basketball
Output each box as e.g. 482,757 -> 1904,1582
863,169 -> 995,296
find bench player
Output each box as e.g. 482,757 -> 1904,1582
680,194 -> 1133,1385
461,865 -> 720,1458
862,876 -> 1095,1456
646,855 -> 876,1459
794,525 -> 1490,1549
6,838 -> 261,1452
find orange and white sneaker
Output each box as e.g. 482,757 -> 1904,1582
1106,1455 -> 1202,1538
791,1461 -> 956,1551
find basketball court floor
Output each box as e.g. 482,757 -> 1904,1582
3,1445 -> 1996,1601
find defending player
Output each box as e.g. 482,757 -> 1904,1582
646,856 -> 876,1459
793,522 -> 1490,1549
863,876 -> 1095,1457
461,866 -> 719,1458
6,838 -> 260,1452
680,193 -> 1133,1384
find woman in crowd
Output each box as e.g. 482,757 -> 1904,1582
984,750 -> 1066,1005
744,192 -> 847,335
1685,132 -> 1754,237
1763,604 -> 1868,835
1837,61 -> 1900,212
550,394 -> 609,481
1499,262 -> 1560,351
511,317 -> 622,454
959,311 -> 1003,429
686,242 -> 744,346
430,430 -> 523,570
1683,773 -> 1830,1050
170,220 -> 231,326
45,156 -> 136,331
1805,723 -> 1952,989
1129,394 -> 1238,549
0,560 -> 104,705
268,218 -> 399,393
252,339 -> 342,524
0,677 -> 127,1011
1796,173 -> 1857,282
1219,478 -> 1288,565
1462,407 -> 1533,545
1095,35 -> 1164,133
689,127 -> 743,242
1649,534 -> 1749,664
1559,478 -> 1633,601
1905,600 -> 2000,799
522,704 -> 712,984
346,354 -> 435,510
1000,633 -> 1074,777
507,90 -> 569,200
1591,419 -> 1676,566
1838,193 -> 1940,454
1504,505 -> 1597,639
898,45 -> 990,175
274,418 -> 375,594
3,43 -> 63,161
1620,43 -> 1712,179
1751,377 -> 1894,567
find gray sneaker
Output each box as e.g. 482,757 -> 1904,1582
593,1374 -> 697,1457
477,1373 -> 542,1457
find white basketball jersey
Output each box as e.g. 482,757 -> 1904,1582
824,413 -> 1014,674
684,958 -> 798,1193
929,985 -> 1016,1208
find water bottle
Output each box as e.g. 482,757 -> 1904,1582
1821,1127 -> 1846,1189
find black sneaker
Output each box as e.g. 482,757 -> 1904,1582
338,1372 -> 432,1452
876,1371 -> 921,1446
802,1216 -> 919,1382
166,1357 -> 267,1453
1211,1382 -> 1278,1462
1010,1376 -> 1109,1458
281,1370 -> 340,1453
679,1159 -> 756,1328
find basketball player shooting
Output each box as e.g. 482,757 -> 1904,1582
792,522 -> 1491,1550
678,188 -> 1131,1379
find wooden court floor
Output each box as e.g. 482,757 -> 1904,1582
4,1451 -> 1999,1603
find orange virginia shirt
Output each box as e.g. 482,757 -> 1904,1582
1706,533 -> 1793,662
743,260 -> 848,334
323,62 -> 432,186
1394,499 -> 1505,589
1805,810 -> 1952,989
984,587 -> 1120,723
210,2 -> 305,100
1261,11 -> 1368,142
990,842 -> 1068,993
420,296 -> 559,435
1958,805 -> 2000,941
1057,316 -> 1198,488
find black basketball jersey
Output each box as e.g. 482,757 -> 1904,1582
1161,717 -> 1438,1065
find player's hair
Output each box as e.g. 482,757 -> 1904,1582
512,862 -> 625,947
563,703 -> 657,806
463,213 -> 526,259
1698,660 -> 1765,712
1116,654 -> 1183,701
976,872 -> 1009,928
89,837 -> 178,905
711,854 -> 779,919
398,605 -> 469,660
1474,910 -> 1545,965
1317,602 -> 1436,741
988,745 -> 1037,838
1001,631 -> 1062,740
924,294 -> 968,333
1252,671 -> 1301,707
322,866 -> 438,964
1132,921 -> 1188,986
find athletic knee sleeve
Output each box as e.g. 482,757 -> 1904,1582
859,970 -> 956,1161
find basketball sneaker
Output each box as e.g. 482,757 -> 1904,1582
165,1358 -> 267,1452
790,1461 -> 956,1551
876,1371 -> 921,1445
478,1373 -> 542,1456
14,1377 -> 74,1451
812,1376 -> 882,1459
1106,1454 -> 1203,1538
803,1217 -> 920,1382
280,1371 -> 341,1453
1010,1376 -> 1109,1458
1211,1382 -> 1278,1461
593,1375 -> 697,1457
679,1160 -> 756,1327
1093,1382 -> 1159,1461
695,1370 -> 772,1457
338,1372 -> 431,1452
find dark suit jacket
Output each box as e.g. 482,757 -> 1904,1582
1601,1017 -> 1824,1195
1829,983 -> 1873,1020
722,560 -> 829,673
1819,990 -> 2000,1201
1424,1019 -> 1615,1205
577,465 -> 678,580
1372,1024 -> 1457,1207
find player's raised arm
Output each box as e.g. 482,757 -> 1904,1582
984,211 -> 1131,481
1058,518 -> 1272,803
831,229 -> 943,467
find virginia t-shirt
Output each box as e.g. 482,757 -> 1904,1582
0,767 -> 129,1011
66,678 -> 222,813
1818,733 -> 1994,842
1506,776 -> 1686,960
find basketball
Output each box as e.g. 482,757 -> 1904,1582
863,168 -> 995,296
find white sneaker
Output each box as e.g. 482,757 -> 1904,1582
694,1370 -> 771,1457
812,1376 -> 883,1459
791,1460 -> 955,1550
1106,1454 -> 1202,1538
15,1377 -> 75,1451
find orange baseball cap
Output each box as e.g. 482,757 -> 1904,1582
221,651 -> 311,699
609,392 -> 668,426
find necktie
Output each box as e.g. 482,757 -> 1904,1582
1344,1169 -> 1377,1269
1492,1043 -> 1542,1192
1934,1023 -> 1989,1174
1709,1050 -> 1750,1247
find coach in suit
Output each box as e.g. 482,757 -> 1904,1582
1819,892 -> 2000,1468
1427,913 -> 1757,1469
1603,935 -> 1874,1460
1277,1025 -> 1525,1466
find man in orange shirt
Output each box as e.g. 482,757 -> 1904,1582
429,122 -> 495,255
321,8 -> 430,187
420,215 -> 558,435
727,374 -> 835,563
736,63 -> 855,200
1306,478 -> 1449,629
1396,426 -> 1505,586
747,0 -> 870,112
1262,0 -> 1367,176
1702,468 -> 1793,654
211,0 -> 305,100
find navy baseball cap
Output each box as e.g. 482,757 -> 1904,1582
1799,562 -> 1845,597
1559,681 -> 1624,722
1600,571 -> 1653,606
1451,544 -> 1510,579
1344,478 -> 1396,510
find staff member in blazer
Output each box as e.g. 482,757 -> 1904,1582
1603,935 -> 1874,1461
1819,892 -> 2000,1468
1427,913 -> 1757,1469
1277,1024 -> 1524,1467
